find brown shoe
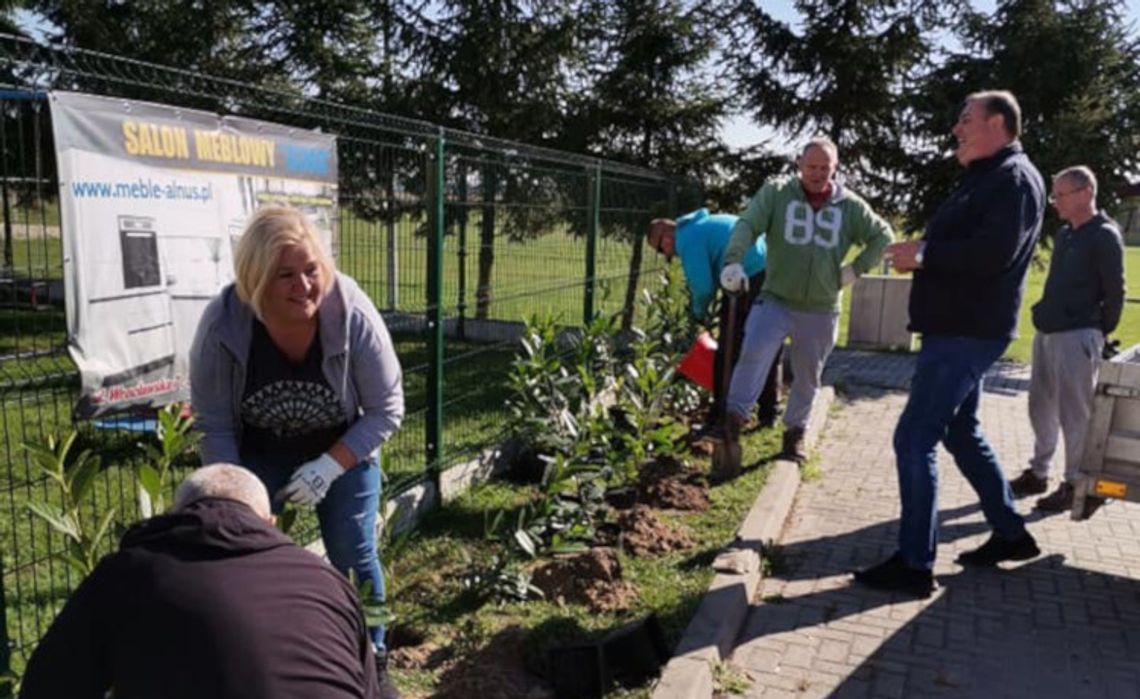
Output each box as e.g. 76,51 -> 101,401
1035,482 -> 1074,512
1009,468 -> 1048,497
781,426 -> 806,462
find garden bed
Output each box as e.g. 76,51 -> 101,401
381,273 -> 786,697
385,425 -> 780,698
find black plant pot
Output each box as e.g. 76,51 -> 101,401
547,614 -> 669,699
604,486 -> 639,510
505,446 -> 548,484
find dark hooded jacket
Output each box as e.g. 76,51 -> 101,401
19,498 -> 379,699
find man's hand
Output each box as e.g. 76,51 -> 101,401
720,263 -> 748,293
279,453 -> 344,507
1103,337 -> 1121,360
884,240 -> 925,273
841,264 -> 859,288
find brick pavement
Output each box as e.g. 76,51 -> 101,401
728,349 -> 1140,699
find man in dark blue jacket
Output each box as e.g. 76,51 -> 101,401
855,90 -> 1045,597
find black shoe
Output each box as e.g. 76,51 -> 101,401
1035,482 -> 1074,512
698,414 -> 744,444
1009,468 -> 1048,497
375,650 -> 402,699
956,533 -> 1040,567
852,552 -> 936,598
1076,495 -> 1107,520
781,426 -> 806,462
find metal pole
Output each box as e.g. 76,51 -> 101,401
426,130 -> 445,491
1,102 -> 11,275
583,164 -> 600,324
0,557 -> 11,698
456,162 -> 468,340
385,149 -> 398,311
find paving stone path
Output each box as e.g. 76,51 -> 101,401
729,350 -> 1140,699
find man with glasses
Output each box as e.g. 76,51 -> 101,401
1008,166 -> 1126,511
856,90 -> 1045,597
646,210 -> 781,431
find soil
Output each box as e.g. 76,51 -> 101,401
530,547 -> 639,613
638,455 -> 711,511
387,640 -> 451,671
431,626 -> 555,699
618,505 -> 696,556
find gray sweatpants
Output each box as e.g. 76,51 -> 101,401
1028,328 -> 1104,483
727,298 -> 838,430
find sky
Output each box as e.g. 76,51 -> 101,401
13,2 -> 1140,154
721,0 -> 1140,152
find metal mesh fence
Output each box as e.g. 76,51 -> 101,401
0,34 -> 676,676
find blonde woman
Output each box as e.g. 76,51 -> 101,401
190,205 -> 403,697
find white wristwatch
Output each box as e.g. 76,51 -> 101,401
914,242 -> 926,268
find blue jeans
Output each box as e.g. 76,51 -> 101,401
246,454 -> 386,648
893,336 -> 1027,570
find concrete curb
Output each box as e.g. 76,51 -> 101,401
651,387 -> 835,699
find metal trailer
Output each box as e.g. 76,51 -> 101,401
1073,343 -> 1140,520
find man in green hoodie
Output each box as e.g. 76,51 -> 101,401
717,137 -> 894,459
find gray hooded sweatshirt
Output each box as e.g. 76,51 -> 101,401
189,272 -> 404,466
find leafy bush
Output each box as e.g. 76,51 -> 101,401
135,403 -> 201,517
23,432 -> 115,577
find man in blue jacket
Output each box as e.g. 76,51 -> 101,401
647,208 -> 778,429
855,90 -> 1045,597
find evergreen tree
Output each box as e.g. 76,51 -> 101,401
907,0 -> 1140,238
571,0 -> 728,327
723,0 -> 959,218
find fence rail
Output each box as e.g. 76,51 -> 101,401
0,34 -> 684,679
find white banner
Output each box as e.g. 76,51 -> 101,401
50,91 -> 338,418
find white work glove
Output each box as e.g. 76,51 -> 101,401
720,263 -> 748,293
279,453 -> 344,506
841,264 -> 859,288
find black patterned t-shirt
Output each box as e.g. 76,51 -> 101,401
239,320 -> 347,469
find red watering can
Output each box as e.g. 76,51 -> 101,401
677,332 -> 717,391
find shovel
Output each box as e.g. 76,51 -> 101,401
711,291 -> 743,480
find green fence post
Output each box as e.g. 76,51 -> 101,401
456,161 -> 468,340
583,164 -> 601,325
426,129 -> 445,493
0,558 -> 10,698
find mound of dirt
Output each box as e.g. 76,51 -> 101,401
387,640 -> 452,671
642,475 -> 710,511
638,456 -> 711,511
432,626 -> 554,699
530,548 -> 638,613
619,505 -> 695,556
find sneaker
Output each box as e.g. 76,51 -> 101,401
956,532 -> 1040,566
852,552 -> 936,598
781,426 -> 806,462
1009,468 -> 1048,497
1035,482 -> 1074,512
375,650 -> 402,699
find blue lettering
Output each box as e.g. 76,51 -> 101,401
282,144 -> 331,176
